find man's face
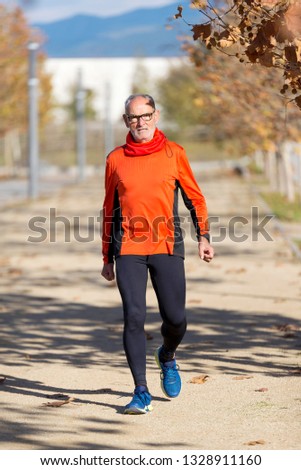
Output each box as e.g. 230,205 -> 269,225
123,96 -> 160,143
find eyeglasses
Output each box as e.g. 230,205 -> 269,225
126,111 -> 155,124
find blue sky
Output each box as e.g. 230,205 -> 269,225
1,0 -> 188,22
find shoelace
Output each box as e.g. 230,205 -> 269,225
161,364 -> 180,382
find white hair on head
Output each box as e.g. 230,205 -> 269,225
124,94 -> 156,113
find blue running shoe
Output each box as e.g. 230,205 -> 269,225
154,346 -> 181,398
124,386 -> 153,415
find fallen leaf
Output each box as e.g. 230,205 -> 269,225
244,439 -> 265,446
283,333 -> 297,338
8,268 -> 23,276
255,388 -> 268,392
0,376 -> 6,383
225,268 -> 246,274
233,375 -> 253,380
187,299 -> 202,304
189,374 -> 209,384
42,397 -> 74,408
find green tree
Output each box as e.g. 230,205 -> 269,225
156,62 -> 205,132
131,59 -> 152,95
63,84 -> 97,122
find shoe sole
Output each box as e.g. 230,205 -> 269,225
154,348 -> 180,399
124,404 -> 153,415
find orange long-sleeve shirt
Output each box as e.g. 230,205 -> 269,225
102,133 -> 209,264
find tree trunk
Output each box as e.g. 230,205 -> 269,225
279,143 -> 295,202
4,129 -> 22,176
264,149 -> 277,191
254,149 -> 264,171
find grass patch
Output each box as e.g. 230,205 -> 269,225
248,161 -> 263,175
41,149 -> 105,168
167,139 -> 241,162
261,192 -> 301,222
294,239 -> 301,249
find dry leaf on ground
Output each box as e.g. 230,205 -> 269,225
8,268 -> 23,276
255,388 -> 268,392
225,268 -> 246,274
189,374 -> 209,384
244,439 -> 265,446
233,375 -> 254,380
42,397 -> 75,408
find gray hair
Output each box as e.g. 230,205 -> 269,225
124,94 -> 156,113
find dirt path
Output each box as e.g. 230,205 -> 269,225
0,169 -> 300,450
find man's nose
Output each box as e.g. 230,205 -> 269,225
137,116 -> 146,124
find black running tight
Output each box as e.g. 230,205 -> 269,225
116,254 -> 187,387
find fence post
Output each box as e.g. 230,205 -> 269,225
104,82 -> 114,157
76,68 -> 86,182
27,41 -> 39,199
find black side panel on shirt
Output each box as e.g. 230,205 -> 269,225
172,182 -> 185,258
110,189 -> 123,261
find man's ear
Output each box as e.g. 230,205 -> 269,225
123,114 -> 130,128
154,109 -> 160,125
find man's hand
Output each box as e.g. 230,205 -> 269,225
198,237 -> 214,263
101,263 -> 115,281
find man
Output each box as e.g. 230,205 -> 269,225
101,94 -> 214,415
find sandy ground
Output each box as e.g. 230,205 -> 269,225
0,168 -> 300,451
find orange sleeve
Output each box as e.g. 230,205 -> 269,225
177,149 -> 209,241
102,156 -> 117,264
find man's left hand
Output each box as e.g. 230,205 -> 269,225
198,237 -> 214,263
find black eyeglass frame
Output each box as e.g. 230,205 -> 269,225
125,110 -> 156,124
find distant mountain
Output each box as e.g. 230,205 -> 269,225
33,3 -> 194,58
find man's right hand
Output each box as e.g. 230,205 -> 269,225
101,263 -> 115,281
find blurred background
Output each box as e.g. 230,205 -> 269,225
0,0 -> 301,230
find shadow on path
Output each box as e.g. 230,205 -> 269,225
1,293 -> 299,372
0,293 -> 300,449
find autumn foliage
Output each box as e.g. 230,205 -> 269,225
0,5 -> 52,136
176,0 -> 301,109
